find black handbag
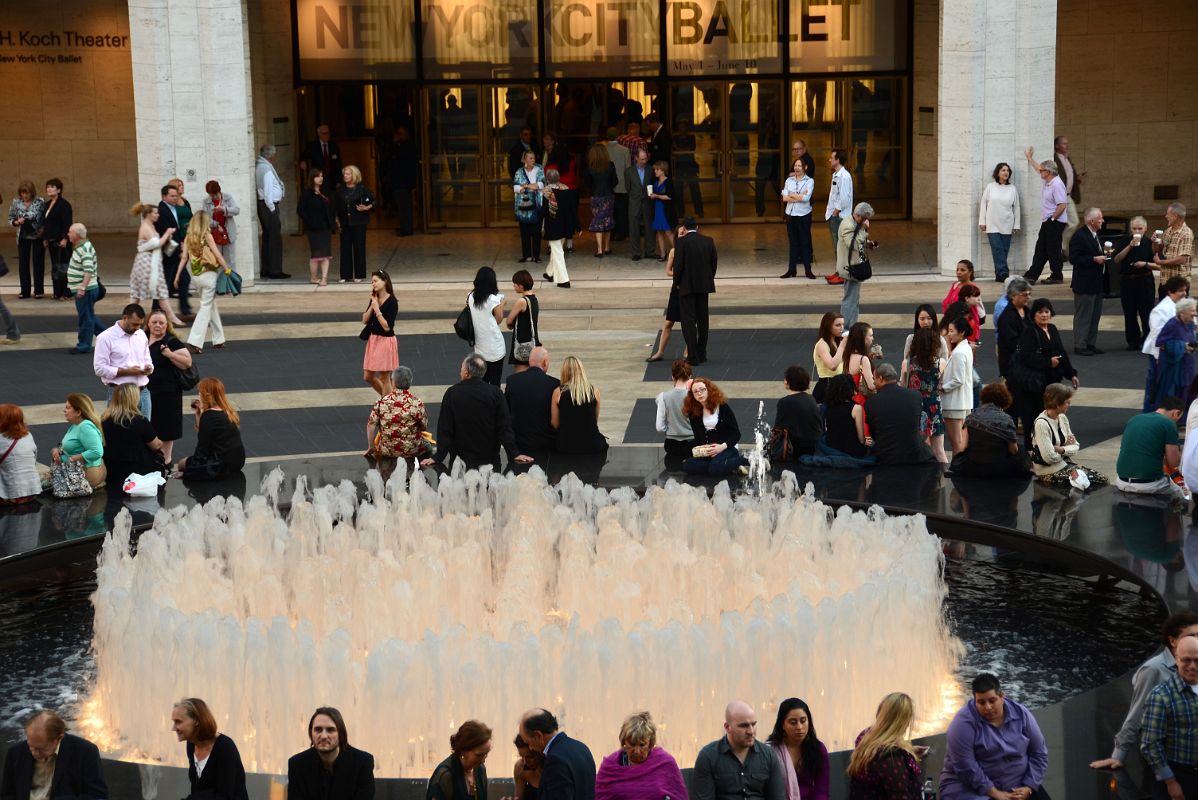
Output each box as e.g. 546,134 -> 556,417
846,220 -> 872,281
453,299 -> 475,345
1006,344 -> 1045,394
94,277 -> 107,301
176,362 -> 200,391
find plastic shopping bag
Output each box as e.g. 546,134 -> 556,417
123,472 -> 166,497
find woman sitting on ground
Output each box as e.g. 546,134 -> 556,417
100,384 -> 165,483
773,365 -> 823,459
655,359 -> 694,458
595,711 -> 687,800
366,365 -> 429,460
551,356 -> 608,454
846,693 -> 926,799
50,393 -> 106,489
682,377 -> 750,476
951,382 -> 1030,478
822,374 -> 868,458
175,377 -> 246,481
1030,382 -> 1108,490
0,404 -> 40,505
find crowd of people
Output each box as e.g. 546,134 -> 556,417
0,303 -> 246,506
3,673 -> 1062,800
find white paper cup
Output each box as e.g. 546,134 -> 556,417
647,186 -> 654,197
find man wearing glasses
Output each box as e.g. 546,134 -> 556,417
1141,635 -> 1198,800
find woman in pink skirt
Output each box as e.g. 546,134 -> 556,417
361,269 -> 398,396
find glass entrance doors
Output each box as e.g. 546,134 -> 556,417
668,81 -> 786,224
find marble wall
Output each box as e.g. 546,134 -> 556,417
1055,0 -> 1198,220
0,1 -> 137,231
936,0 -> 1057,277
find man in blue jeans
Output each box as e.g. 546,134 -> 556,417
65,223 -> 104,354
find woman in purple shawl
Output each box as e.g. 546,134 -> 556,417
767,698 -> 831,800
1154,298 -> 1197,411
595,712 -> 688,800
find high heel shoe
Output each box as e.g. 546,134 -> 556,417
645,354 -> 664,362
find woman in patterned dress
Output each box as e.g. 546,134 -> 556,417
129,202 -> 186,326
904,327 -> 946,462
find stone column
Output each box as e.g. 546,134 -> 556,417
937,0 -> 1058,279
127,0 -> 259,281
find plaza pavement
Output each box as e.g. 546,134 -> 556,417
1,223 -> 1148,477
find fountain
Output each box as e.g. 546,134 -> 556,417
83,465 -> 962,777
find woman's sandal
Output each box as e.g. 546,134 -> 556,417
645,354 -> 664,362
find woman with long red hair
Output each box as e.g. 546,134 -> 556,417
0,404 -> 39,504
174,378 -> 245,481
681,377 -> 750,476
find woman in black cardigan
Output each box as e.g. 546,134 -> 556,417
681,377 -> 750,476
41,178 -> 73,299
1012,298 -> 1078,447
171,697 -> 248,800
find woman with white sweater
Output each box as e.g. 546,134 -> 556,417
940,316 -> 975,455
978,162 -> 1021,282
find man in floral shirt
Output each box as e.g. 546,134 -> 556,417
366,366 -> 428,458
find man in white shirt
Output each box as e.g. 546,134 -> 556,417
824,149 -> 853,285
255,144 -> 290,280
94,303 -> 154,419
1142,276 -> 1190,412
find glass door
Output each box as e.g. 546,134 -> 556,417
669,81 -> 785,223
726,81 -> 784,222
485,85 -> 541,227
426,87 -> 482,226
669,82 -> 723,224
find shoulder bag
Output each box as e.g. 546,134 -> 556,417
767,425 -> 792,462
847,220 -> 872,282
453,295 -> 475,345
50,460 -> 93,498
512,296 -> 538,362
171,339 -> 201,390
1006,339 -> 1046,395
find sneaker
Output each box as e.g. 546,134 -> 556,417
825,275 -> 845,285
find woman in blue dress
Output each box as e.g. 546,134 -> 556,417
648,161 -> 678,262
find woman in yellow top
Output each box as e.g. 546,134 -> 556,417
176,211 -> 231,354
811,312 -> 846,403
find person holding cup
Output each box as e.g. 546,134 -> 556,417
1152,202 -> 1194,297
1114,215 -> 1157,349
1067,207 -> 1109,356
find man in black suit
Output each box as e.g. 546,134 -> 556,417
626,149 -> 656,261
157,182 -> 192,317
673,217 -> 718,365
644,113 -> 672,166
507,127 -> 541,179
422,354 -> 535,472
1069,207 -> 1109,355
863,363 -> 936,465
299,124 -> 342,188
286,707 -> 375,800
0,709 -> 107,800
519,709 -> 595,800
505,346 -> 559,455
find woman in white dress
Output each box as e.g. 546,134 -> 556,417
129,202 -> 185,326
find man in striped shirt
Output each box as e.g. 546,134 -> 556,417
66,223 -> 105,355
1141,635 -> 1198,799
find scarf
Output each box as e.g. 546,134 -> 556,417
595,747 -> 688,800
769,742 -> 802,800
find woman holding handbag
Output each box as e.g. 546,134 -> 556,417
202,180 -> 239,271
50,393 -> 106,491
1012,297 -> 1078,449
129,203 -> 185,326
7,180 -> 46,299
513,150 -> 544,263
505,269 -> 540,371
146,309 -> 193,466
178,211 -> 232,354
41,178 -> 73,299
361,269 -> 398,396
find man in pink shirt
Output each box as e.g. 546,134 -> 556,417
93,303 -> 154,419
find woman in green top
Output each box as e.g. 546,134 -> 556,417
427,720 -> 491,800
50,393 -> 106,488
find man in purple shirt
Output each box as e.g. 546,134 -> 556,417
939,673 -> 1050,800
1023,147 -> 1069,285
93,303 -> 154,420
